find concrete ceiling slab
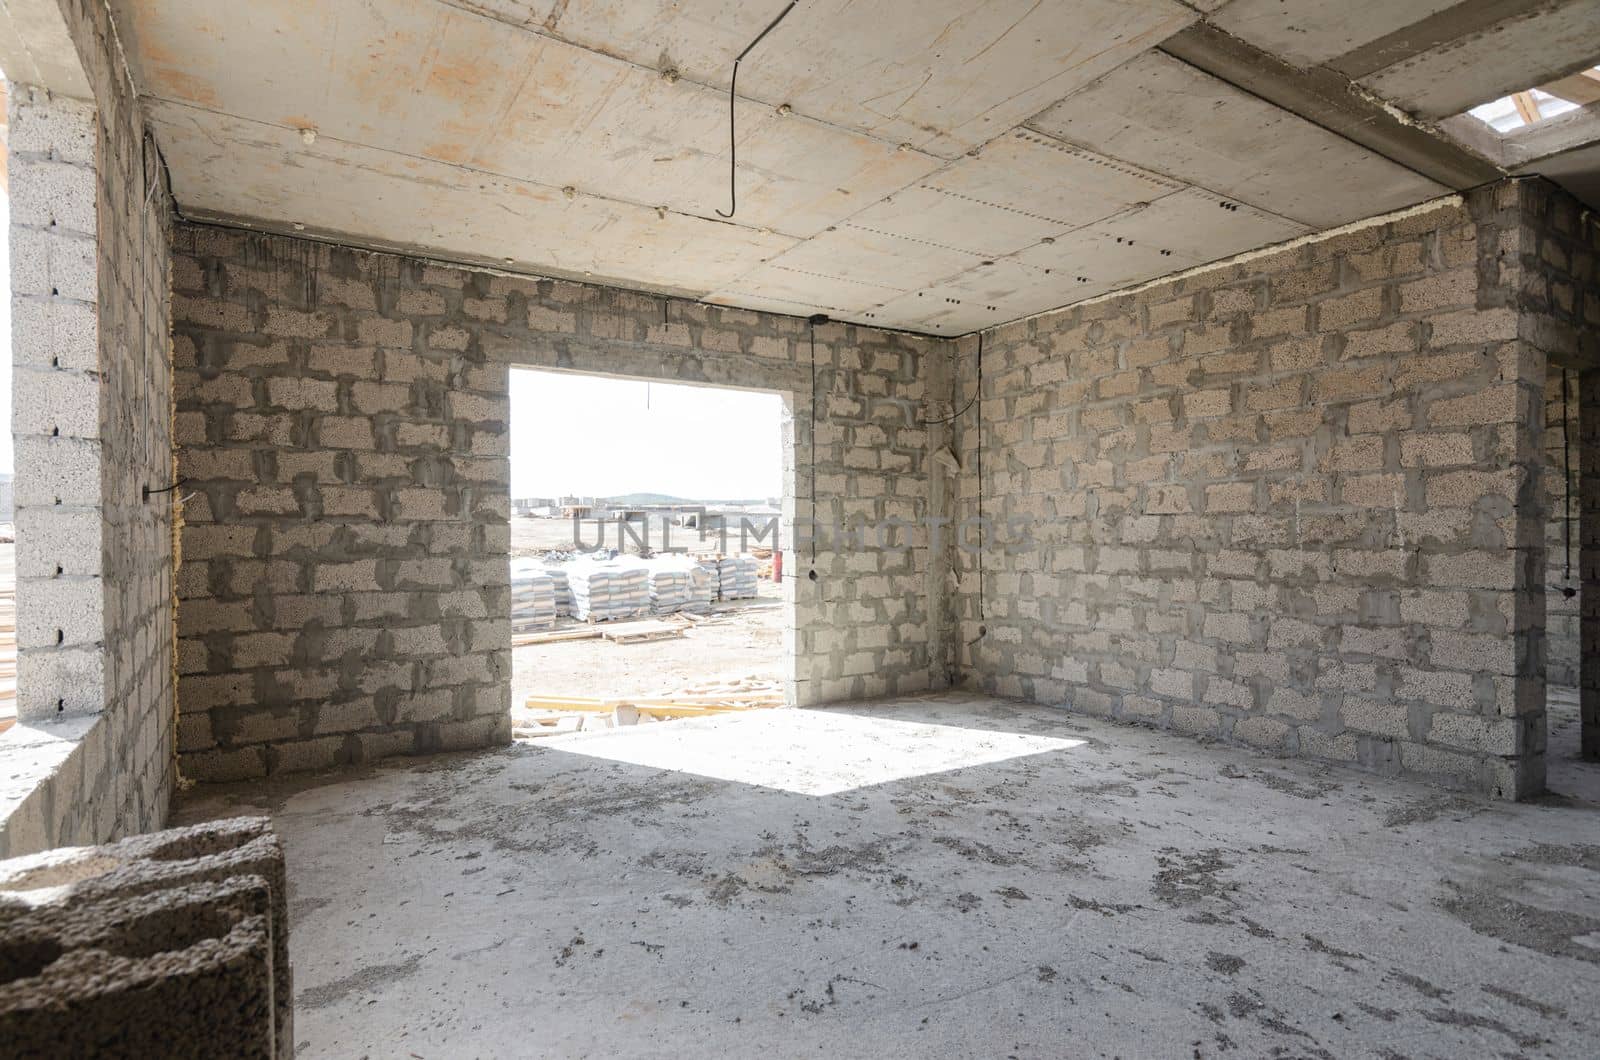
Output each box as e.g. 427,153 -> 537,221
1357,1 -> 1600,119
1014,224 -> 1189,290
105,0 -> 1599,336
1101,188 -> 1309,262
146,101 -> 796,297
111,0 -> 944,240
928,130 -> 1184,234
1517,139 -> 1600,207
1209,0 -> 1464,70
707,263 -> 908,316
867,256 -> 1110,336
831,131 -> 1184,260
761,223 -> 983,294
444,0 -> 1198,158
1028,51 -> 1448,228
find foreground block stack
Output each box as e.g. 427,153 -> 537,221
0,817 -> 292,1058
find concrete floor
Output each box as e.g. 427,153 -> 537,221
179,693 -> 1600,1059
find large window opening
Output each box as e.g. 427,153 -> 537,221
506,368 -> 792,741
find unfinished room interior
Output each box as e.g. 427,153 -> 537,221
7,0 -> 1600,1055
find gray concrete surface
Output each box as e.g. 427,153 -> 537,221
179,692 -> 1600,1058
105,0 -> 1600,337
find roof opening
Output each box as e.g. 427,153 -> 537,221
1467,66 -> 1600,133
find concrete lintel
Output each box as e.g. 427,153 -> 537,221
1159,22 -> 1503,190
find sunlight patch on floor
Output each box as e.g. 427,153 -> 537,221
538,708 -> 1086,795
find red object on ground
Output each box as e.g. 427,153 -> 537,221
773,550 -> 783,582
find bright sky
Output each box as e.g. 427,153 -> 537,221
508,367 -> 783,501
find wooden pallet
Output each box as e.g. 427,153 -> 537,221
600,620 -> 685,644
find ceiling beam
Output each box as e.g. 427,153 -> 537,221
1159,22 -> 1504,191
1327,0 -> 1563,80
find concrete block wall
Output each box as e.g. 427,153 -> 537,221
1,0 -> 176,855
952,188 -> 1555,797
170,226 -> 942,780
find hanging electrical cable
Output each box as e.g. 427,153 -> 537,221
973,330 -> 986,643
714,2 -> 798,219
921,333 -> 982,424
1563,368 -> 1576,597
807,313 -> 828,581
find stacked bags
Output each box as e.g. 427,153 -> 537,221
509,559 -> 558,633
568,559 -> 650,622
717,555 -> 760,600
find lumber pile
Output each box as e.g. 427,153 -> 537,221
516,677 -> 784,736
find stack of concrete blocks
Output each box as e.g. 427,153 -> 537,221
0,816 -> 291,1057
954,182 -> 1600,798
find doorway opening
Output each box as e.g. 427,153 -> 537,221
506,367 -> 794,740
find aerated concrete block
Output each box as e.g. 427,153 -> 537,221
0,816 -> 292,1057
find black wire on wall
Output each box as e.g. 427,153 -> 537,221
1563,368 -> 1576,597
807,314 -> 828,580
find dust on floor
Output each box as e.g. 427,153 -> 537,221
178,692 -> 1600,1059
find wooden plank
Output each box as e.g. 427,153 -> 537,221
523,693 -> 780,713
1512,91 -> 1542,125
513,628 -> 601,646
1538,72 -> 1600,107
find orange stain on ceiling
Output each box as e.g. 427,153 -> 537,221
151,68 -> 221,108
425,142 -> 471,165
